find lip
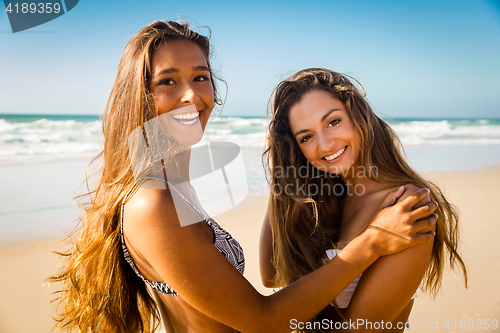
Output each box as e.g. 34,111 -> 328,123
322,145 -> 347,163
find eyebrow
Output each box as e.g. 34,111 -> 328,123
156,65 -> 210,76
293,108 -> 341,137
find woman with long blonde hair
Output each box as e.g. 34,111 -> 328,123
49,23 -> 438,333
261,68 -> 468,332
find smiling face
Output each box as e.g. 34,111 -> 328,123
288,89 -> 360,175
149,39 -> 215,133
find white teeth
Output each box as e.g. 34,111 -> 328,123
172,112 -> 199,122
179,118 -> 197,125
324,146 -> 346,161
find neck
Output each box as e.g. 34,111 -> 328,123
161,147 -> 191,184
339,162 -> 385,196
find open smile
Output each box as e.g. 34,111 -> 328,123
169,105 -> 202,126
322,145 -> 347,162
171,111 -> 200,125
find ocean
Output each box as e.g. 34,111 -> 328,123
1,114 -> 500,168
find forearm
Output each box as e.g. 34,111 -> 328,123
259,232 -> 380,332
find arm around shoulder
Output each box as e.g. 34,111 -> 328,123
123,188 -> 395,332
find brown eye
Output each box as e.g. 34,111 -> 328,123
328,118 -> 341,127
159,78 -> 175,86
194,75 -> 210,82
300,134 -> 312,144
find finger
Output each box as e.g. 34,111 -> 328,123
412,230 -> 436,245
409,201 -> 438,221
400,188 -> 431,210
380,186 -> 405,208
412,213 -> 438,233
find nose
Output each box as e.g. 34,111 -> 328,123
318,132 -> 335,153
180,82 -> 200,105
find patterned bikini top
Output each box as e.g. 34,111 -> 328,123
120,179 -> 245,296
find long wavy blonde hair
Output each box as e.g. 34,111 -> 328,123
265,68 -> 467,302
47,20 -> 222,333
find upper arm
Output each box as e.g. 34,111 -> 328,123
343,185 -> 434,331
259,207 -> 278,288
123,188 -> 266,332
344,239 -> 433,331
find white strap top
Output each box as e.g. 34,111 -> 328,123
326,249 -> 420,308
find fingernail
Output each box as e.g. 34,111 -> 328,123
425,188 -> 430,194
398,185 -> 404,191
433,201 -> 438,206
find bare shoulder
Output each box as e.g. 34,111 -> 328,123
121,184 -> 204,271
123,185 -> 180,231
398,184 -> 431,208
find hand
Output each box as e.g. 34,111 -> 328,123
366,186 -> 437,257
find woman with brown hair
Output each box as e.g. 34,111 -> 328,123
49,23 -> 438,333
261,68 -> 468,332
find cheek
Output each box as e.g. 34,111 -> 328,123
152,90 -> 175,109
201,85 -> 215,107
156,94 -> 173,104
299,145 -> 315,161
350,134 -> 362,163
155,98 -> 174,114
345,123 -> 359,146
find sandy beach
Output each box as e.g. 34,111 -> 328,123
0,166 -> 499,332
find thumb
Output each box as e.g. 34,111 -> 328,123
381,186 -> 405,208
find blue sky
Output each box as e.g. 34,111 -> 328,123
0,0 -> 499,118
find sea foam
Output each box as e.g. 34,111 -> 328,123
1,115 -> 499,165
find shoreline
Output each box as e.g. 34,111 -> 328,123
0,166 -> 499,332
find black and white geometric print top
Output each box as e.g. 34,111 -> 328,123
120,179 -> 245,296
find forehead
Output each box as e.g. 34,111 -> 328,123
151,39 -> 208,73
288,90 -> 346,132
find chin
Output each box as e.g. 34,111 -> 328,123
324,163 -> 352,177
327,166 -> 346,176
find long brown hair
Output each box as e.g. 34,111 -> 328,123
265,68 -> 467,298
48,21 -> 221,333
